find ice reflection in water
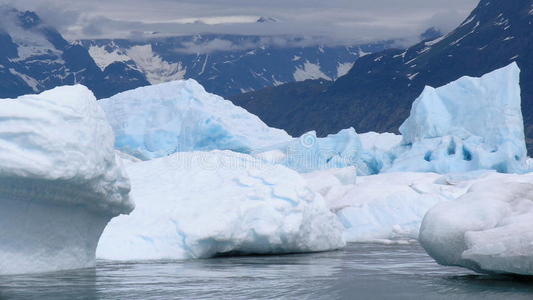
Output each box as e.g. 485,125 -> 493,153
1,243 -> 532,299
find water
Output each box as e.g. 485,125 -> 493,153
1,243 -> 532,300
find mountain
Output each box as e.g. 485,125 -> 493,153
79,36 -> 395,98
256,17 -> 279,23
0,7 -> 149,99
419,27 -> 442,41
232,0 -> 533,153
0,8 -> 397,100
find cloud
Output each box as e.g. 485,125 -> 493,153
3,0 -> 479,46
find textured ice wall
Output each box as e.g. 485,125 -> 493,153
99,80 -> 292,160
97,150 -> 345,260
390,63 -> 528,174
0,85 -> 132,275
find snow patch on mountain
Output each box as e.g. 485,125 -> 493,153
88,45 -> 131,70
337,62 -> 354,78
8,68 -> 39,91
126,45 -> 187,84
293,61 -> 332,81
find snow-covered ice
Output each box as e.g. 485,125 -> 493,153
358,132 -> 402,174
304,169 -> 482,243
0,85 -> 133,275
97,151 -> 345,260
420,172 -> 533,275
255,129 -> 369,174
359,132 -> 402,152
389,63 -> 528,174
99,80 -> 291,160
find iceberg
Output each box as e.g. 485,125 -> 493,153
419,172 -> 533,275
97,150 -> 345,260
0,85 -> 133,275
389,63 -> 528,174
255,128 -> 370,174
304,169 -> 478,243
99,80 -> 292,160
358,132 -> 401,174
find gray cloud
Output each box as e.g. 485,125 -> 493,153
3,0 -> 479,45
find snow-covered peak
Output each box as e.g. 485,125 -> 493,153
0,7 -> 63,60
16,10 -> 42,29
256,16 -> 279,23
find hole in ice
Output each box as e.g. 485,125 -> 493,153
447,139 -> 456,155
424,151 -> 433,162
462,147 -> 472,161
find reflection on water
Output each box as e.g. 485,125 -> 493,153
1,243 -> 532,299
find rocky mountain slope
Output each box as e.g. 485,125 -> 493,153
0,7 -> 148,99
80,36 -> 394,97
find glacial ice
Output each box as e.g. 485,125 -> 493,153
99,80 -> 292,160
419,172 -> 533,275
255,128 -> 370,174
97,150 -> 345,260
389,63 -> 528,174
0,85 -> 133,275
303,169 -> 482,243
99,63 -> 529,177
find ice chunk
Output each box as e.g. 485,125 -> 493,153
97,150 -> 345,260
304,171 -> 474,243
359,132 -> 402,152
0,85 -> 132,275
99,80 -> 291,160
419,173 -> 533,275
359,132 -> 402,174
390,63 -> 527,174
255,128 -> 370,174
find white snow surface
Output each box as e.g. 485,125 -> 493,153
97,151 -> 345,260
304,169 -> 486,243
99,80 -> 292,160
419,172 -> 533,275
88,45 -> 131,70
0,9 -> 62,62
336,62 -> 354,78
359,132 -> 402,152
0,85 -> 132,275
88,44 -> 186,83
293,61 -> 332,81
127,45 -> 187,84
391,63 -> 528,174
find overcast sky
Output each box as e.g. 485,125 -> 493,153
5,0 -> 478,44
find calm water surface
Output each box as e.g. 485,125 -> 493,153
1,243 -> 532,300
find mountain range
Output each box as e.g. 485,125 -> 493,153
79,36 -> 395,98
232,0 -> 533,153
0,6 -> 398,100
0,7 -> 148,99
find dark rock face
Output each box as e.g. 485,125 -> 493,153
232,0 -> 533,153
